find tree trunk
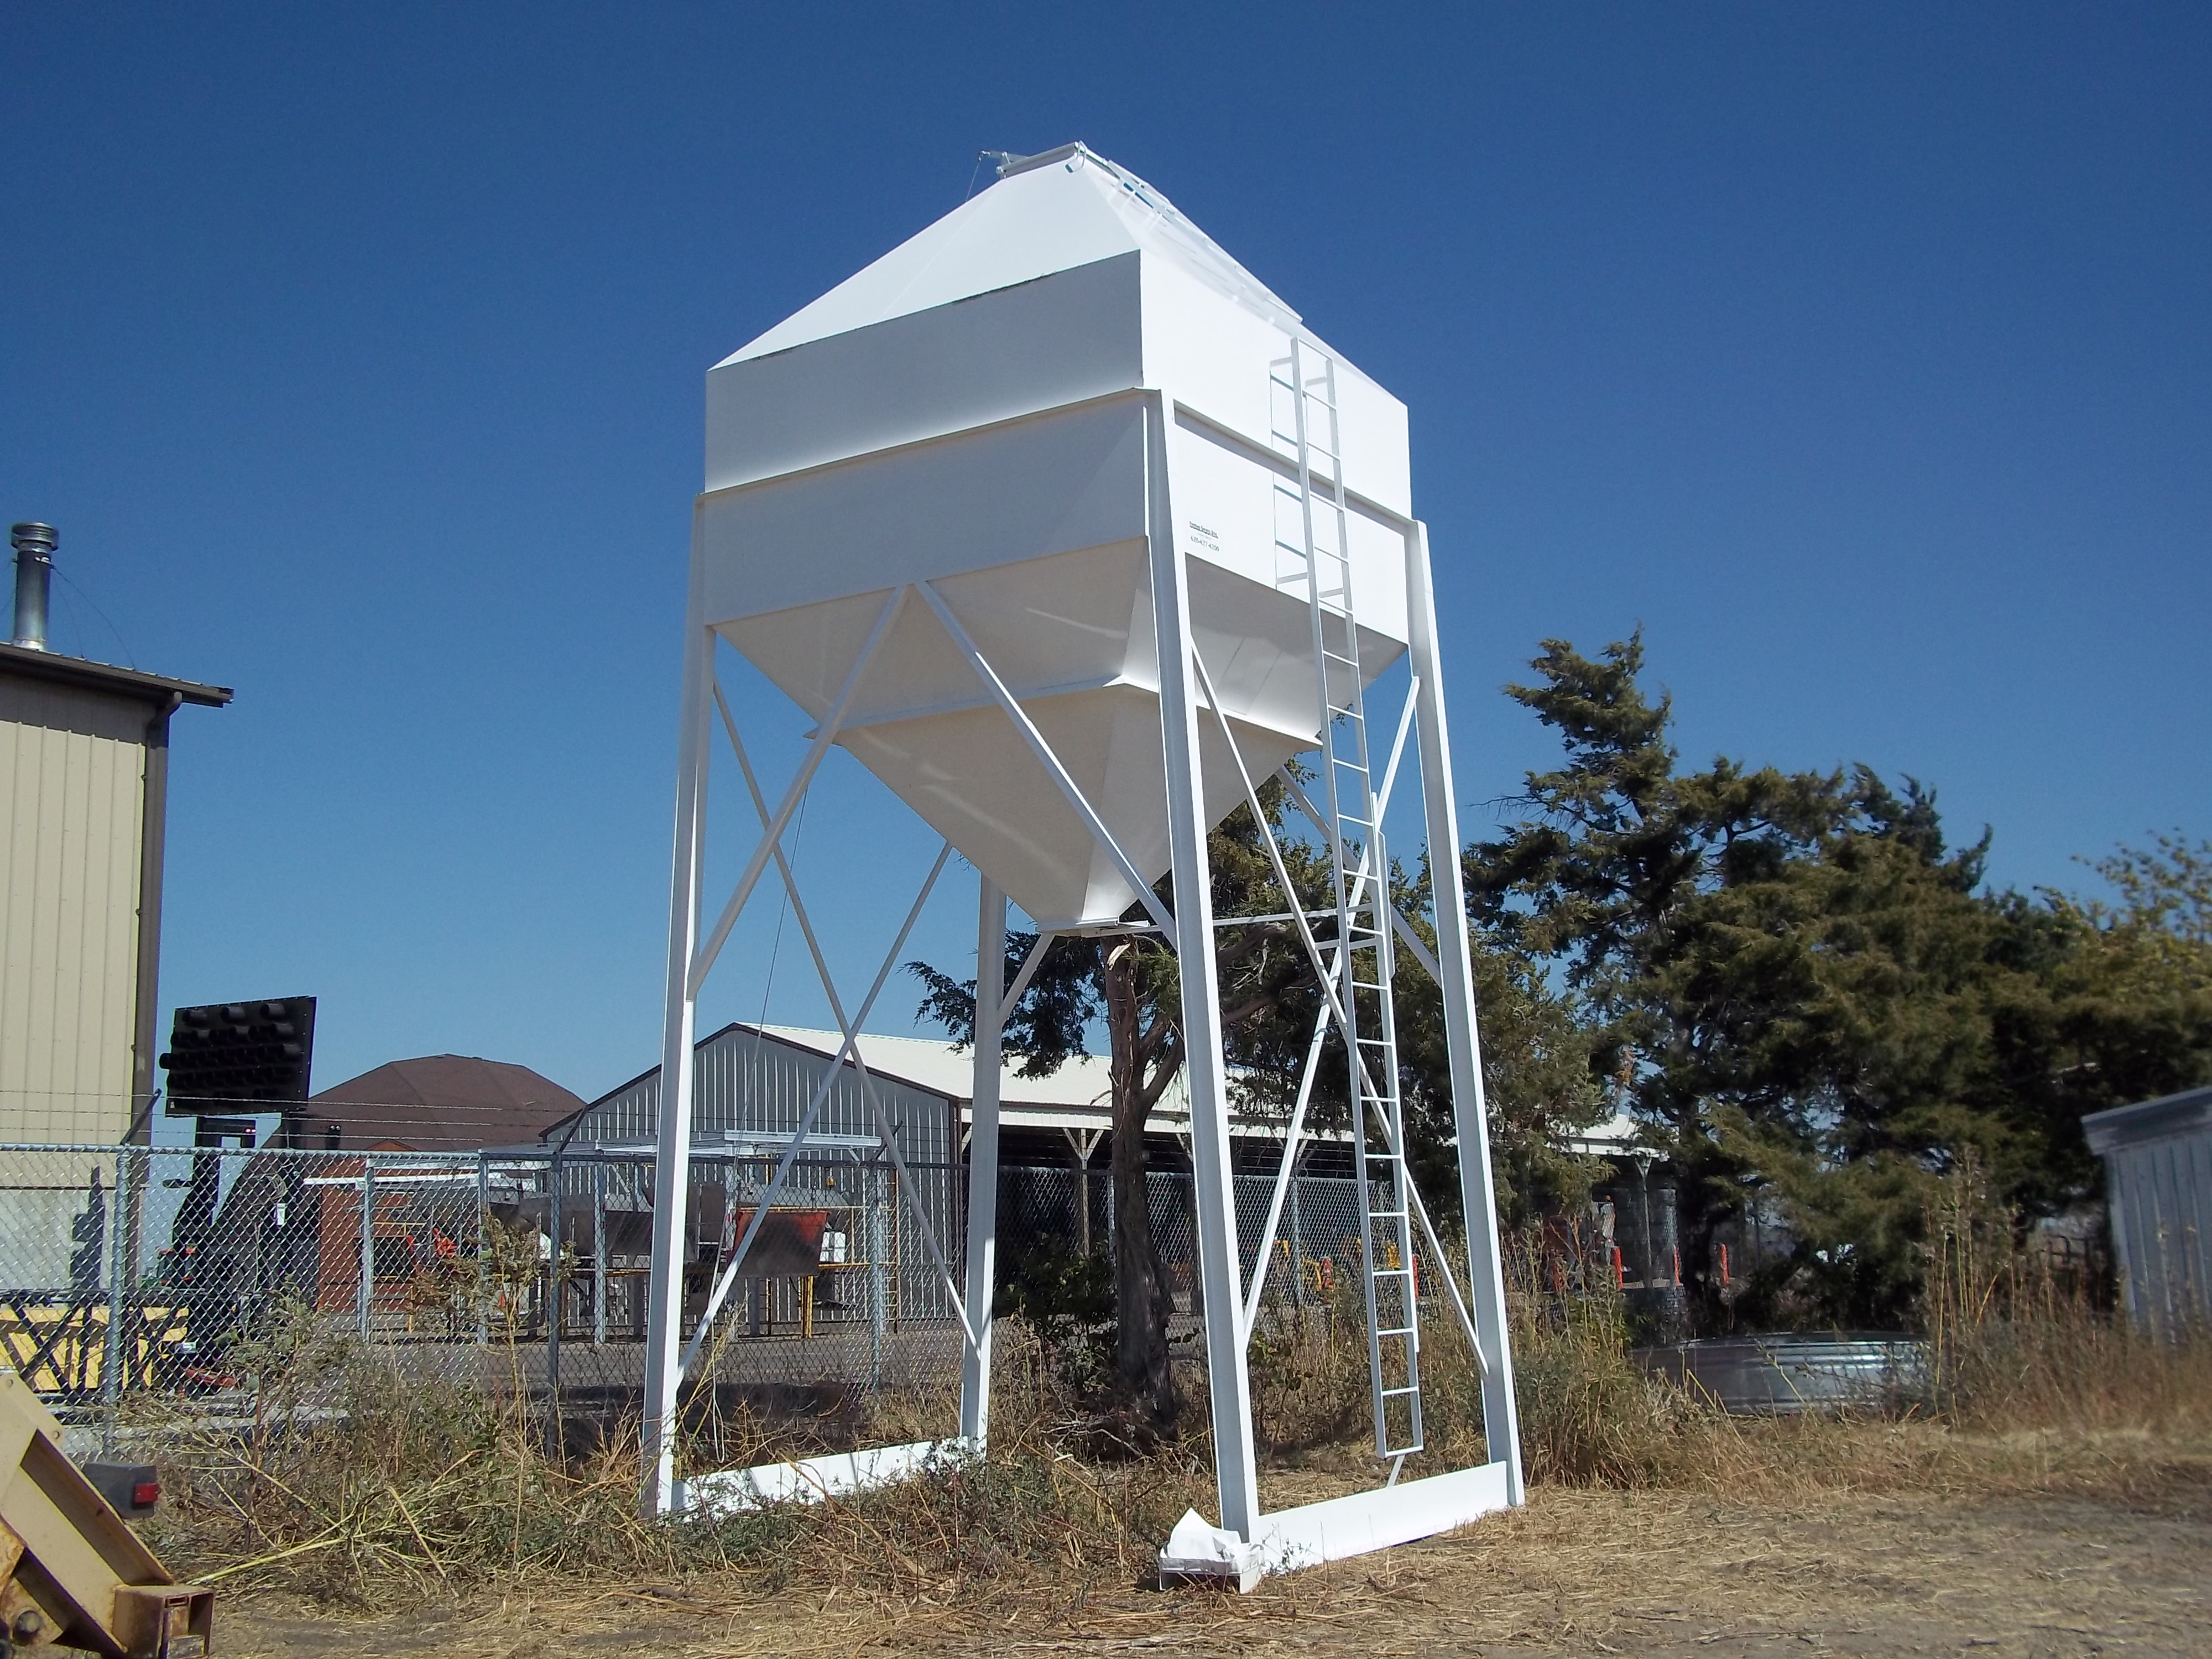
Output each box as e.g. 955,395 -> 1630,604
1103,943 -> 1178,1426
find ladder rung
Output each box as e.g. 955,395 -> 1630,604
1380,1385 -> 1422,1398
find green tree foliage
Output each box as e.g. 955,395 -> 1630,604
1392,880 -> 1605,1230
1468,633 -> 2212,1327
912,774 -> 1603,1410
907,781 -> 1328,1427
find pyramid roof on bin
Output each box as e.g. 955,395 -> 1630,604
722,143 -> 1300,366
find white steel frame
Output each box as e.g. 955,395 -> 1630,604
643,390 -> 1521,1570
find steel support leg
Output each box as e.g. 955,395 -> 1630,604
643,507 -> 713,1517
1404,521 -> 1524,1503
959,874 -> 1006,1442
1148,392 -> 1260,1539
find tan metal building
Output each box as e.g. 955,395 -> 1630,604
1,620 -> 229,1146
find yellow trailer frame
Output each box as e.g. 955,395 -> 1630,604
0,1372 -> 210,1657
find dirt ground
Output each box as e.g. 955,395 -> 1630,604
218,1465 -> 2209,1659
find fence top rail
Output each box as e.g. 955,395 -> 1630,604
0,1142 -> 955,1171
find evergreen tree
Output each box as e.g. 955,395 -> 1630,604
1467,633 -> 2212,1327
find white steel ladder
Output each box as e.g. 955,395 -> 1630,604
1269,338 -> 1425,1462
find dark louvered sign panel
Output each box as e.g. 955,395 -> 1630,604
160,998 -> 317,1114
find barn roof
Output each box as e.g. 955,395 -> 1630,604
304,1055 -> 587,1152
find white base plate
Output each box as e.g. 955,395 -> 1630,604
676,1437 -> 973,1514
1249,1460 -> 1515,1574
679,1441 -> 1516,1590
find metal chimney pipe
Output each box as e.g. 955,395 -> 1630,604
10,523 -> 56,651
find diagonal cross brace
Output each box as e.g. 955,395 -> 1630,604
1188,655 -> 1487,1374
1278,764 -> 1441,989
915,580 -> 1175,939
691,585 -> 906,998
710,690 -> 978,1341
1240,989 -> 1333,1333
999,931 -> 1055,1026
677,842 -> 956,1379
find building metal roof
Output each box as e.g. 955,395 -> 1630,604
303,1055 -> 588,1152
754,1022 -> 1152,1112
1566,1110 -> 1653,1160
572,1022 -> 1324,1150
2082,1083 -> 2212,1340
751,1024 -> 1334,1143
2082,1083 -> 2212,1154
0,641 -> 231,709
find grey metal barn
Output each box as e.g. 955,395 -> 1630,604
559,1024 -> 963,1332
552,1022 -> 1310,1345
2083,1084 -> 2212,1339
568,1023 -> 961,1168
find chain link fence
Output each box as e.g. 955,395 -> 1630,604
997,1164 -> 1390,1312
0,1142 -> 961,1450
0,1141 -> 1397,1461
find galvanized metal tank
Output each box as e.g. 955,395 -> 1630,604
1634,1332 -> 1928,1414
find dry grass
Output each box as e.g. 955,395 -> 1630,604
1242,1213 -> 2212,1503
140,1209 -> 2212,1624
1924,1164 -> 2212,1437
144,1319 -> 1216,1610
215,1470 -> 2212,1658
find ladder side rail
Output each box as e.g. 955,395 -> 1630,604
1321,346 -> 1426,1457
1364,816 -> 1424,1454
1285,339 -> 1389,1455
1285,338 -> 1428,1460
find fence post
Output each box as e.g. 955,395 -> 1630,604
475,1154 -> 490,1347
868,1172 -> 886,1392
100,1151 -> 132,1455
545,1152 -> 563,1456
546,1159 -> 562,1357
1288,1169 -> 1305,1310
591,1162 -> 607,1345
357,1159 -> 375,1340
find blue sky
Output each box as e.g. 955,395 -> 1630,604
4,4 -> 2206,1110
